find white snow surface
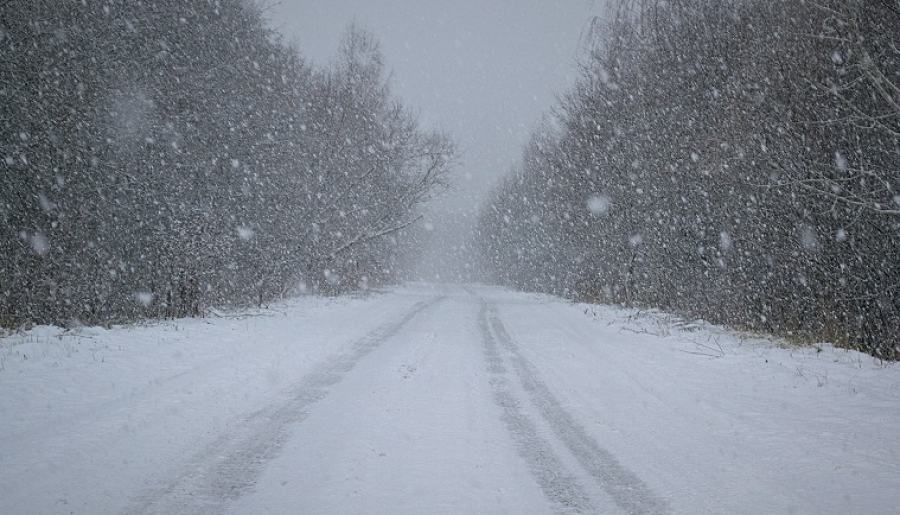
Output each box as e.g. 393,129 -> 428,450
1,283 -> 898,514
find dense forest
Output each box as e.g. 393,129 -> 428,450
475,0 -> 900,358
1,1 -> 454,326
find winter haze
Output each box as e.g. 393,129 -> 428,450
264,0 -> 601,280
2,2 -> 899,514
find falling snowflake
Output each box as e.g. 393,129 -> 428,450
586,195 -> 610,215
835,152 -> 848,172
30,233 -> 49,256
236,226 -> 255,240
800,225 -> 818,251
719,231 -> 733,251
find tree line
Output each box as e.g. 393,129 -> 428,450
475,0 -> 899,358
1,0 -> 454,326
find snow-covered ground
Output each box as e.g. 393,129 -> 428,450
1,283 -> 898,514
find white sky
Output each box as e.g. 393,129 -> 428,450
264,0 -> 604,278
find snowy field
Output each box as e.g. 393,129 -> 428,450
1,283 -> 898,514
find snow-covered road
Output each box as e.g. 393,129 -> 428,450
2,284 -> 899,514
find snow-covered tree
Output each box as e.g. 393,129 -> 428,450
1,1 -> 453,326
474,0 -> 899,358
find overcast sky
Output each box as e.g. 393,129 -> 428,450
263,1 -> 604,278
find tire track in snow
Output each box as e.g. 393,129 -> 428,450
123,296 -> 444,515
483,300 -> 668,515
479,302 -> 595,514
